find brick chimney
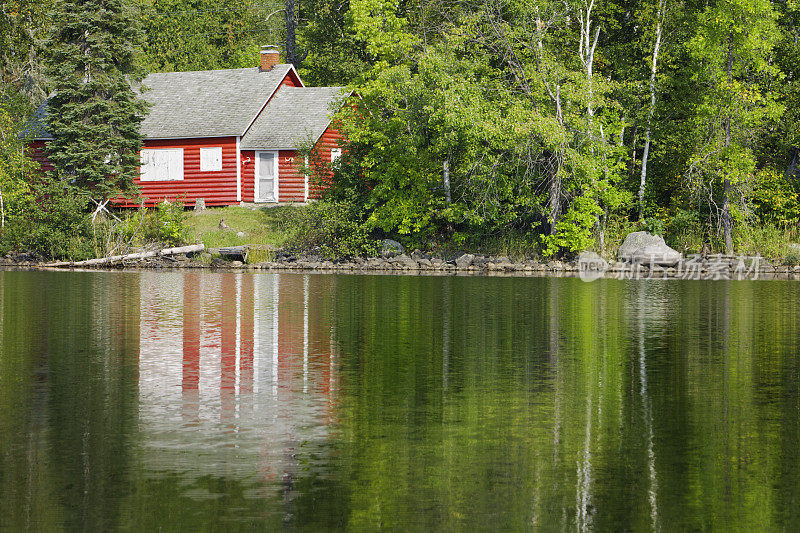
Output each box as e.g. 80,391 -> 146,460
259,45 -> 279,72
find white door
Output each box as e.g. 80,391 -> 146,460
256,151 -> 278,202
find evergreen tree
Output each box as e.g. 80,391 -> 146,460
44,0 -> 147,200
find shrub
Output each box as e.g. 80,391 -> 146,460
664,209 -> 705,254
735,222 -> 798,260
783,246 -> 800,266
0,180 -> 94,260
279,201 -> 380,259
638,217 -> 666,236
117,200 -> 189,247
602,214 -> 639,258
149,200 -> 189,245
751,168 -> 800,226
540,195 -> 604,257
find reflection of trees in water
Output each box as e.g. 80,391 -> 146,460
637,283 -> 660,533
0,272 -> 141,531
3,273 -> 800,529
329,277 -> 800,530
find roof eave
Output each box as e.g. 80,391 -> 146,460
309,89 -> 352,145
241,146 -> 299,151
142,134 -> 241,140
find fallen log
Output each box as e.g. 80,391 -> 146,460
44,244 -> 205,268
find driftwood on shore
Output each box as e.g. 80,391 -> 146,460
44,244 -> 205,268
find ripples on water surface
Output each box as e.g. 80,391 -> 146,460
0,271 -> 799,530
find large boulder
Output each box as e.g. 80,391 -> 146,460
617,231 -> 681,266
382,239 -> 404,257
455,253 -> 475,268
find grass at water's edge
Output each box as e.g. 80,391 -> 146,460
187,206 -> 293,252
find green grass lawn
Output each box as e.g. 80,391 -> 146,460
186,206 -> 294,253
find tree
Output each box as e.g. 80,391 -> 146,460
298,0 -> 371,85
331,0 -> 630,254
638,0 -> 666,218
284,0 -> 307,67
139,0 -> 266,73
44,0 -> 148,201
0,0 -> 51,104
686,0 -> 781,253
771,0 -> 800,182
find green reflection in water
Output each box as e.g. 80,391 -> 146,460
0,271 -> 140,531
0,271 -> 799,530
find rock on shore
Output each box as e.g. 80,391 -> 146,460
617,231 -> 682,266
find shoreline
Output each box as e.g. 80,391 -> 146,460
3,251 -> 800,280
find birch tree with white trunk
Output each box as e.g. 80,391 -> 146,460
639,0 -> 666,219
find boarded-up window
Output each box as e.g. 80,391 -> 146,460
200,147 -> 223,171
140,148 -> 183,181
331,148 -> 342,163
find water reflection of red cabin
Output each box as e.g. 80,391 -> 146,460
137,272 -> 337,452
184,273 -> 333,422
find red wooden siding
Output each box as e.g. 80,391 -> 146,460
122,136 -> 239,207
241,149 -> 307,203
241,150 -> 256,202
309,125 -> 343,200
28,141 -> 54,174
243,125 -> 343,204
281,73 -> 301,88
278,150 -> 305,202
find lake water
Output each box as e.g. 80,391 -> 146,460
1,270 -> 799,530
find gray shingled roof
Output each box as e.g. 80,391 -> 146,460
140,65 -> 294,138
21,102 -> 51,139
25,64 -> 296,140
240,86 -> 346,150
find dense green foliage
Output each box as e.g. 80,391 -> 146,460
1,0 -> 799,258
0,179 -> 94,259
279,200 -> 381,258
320,0 -> 799,256
139,0 -> 272,72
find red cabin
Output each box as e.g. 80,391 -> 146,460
27,47 -> 346,207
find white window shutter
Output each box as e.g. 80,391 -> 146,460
200,147 -> 223,172
140,149 -> 184,181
